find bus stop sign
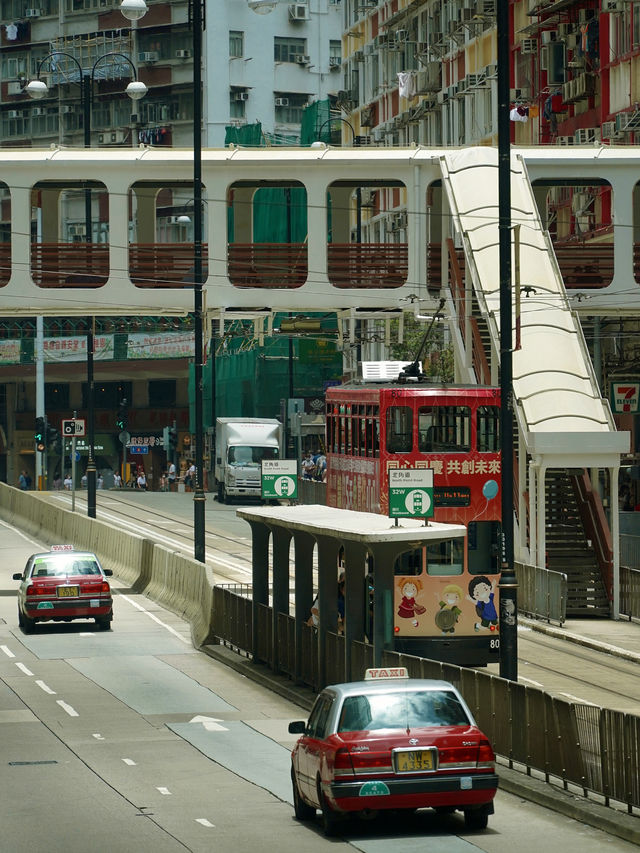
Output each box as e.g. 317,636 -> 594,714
261,460 -> 298,500
388,468 -> 434,519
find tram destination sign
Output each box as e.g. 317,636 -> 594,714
388,468 -> 434,519
261,460 -> 298,500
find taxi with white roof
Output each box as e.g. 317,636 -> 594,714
13,545 -> 113,633
288,667 -> 497,836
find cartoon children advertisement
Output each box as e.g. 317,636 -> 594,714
395,574 -> 499,637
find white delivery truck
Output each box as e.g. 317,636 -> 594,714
214,417 -> 283,504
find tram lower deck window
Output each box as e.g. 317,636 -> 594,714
426,538 -> 464,576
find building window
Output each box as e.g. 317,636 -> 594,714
329,39 -> 341,62
148,380 -> 176,408
82,381 -> 132,410
229,30 -> 244,58
274,36 -> 307,63
45,383 -> 70,411
229,91 -> 247,119
274,93 -> 308,124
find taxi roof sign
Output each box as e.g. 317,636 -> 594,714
50,544 -> 74,551
364,667 -> 409,681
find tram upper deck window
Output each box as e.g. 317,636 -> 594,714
393,548 -> 422,576
386,406 -> 413,453
426,538 -> 464,576
418,406 -> 470,452
477,406 -> 500,452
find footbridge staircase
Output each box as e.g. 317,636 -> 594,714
439,148 -> 628,617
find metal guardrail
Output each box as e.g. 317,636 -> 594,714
211,584 -> 639,816
620,565 -> 640,622
516,561 -> 567,625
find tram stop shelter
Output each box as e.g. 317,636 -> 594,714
237,504 -> 466,688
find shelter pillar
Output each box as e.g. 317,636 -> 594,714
341,540 -> 369,681
368,541 -> 412,666
248,520 -> 270,664
315,533 -> 343,689
610,465 -> 620,619
292,530 -> 315,685
270,526 -> 292,674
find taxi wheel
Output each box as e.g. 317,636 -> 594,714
464,809 -> 488,830
21,611 -> 36,634
291,770 -> 315,821
95,617 -> 112,631
317,780 -> 340,837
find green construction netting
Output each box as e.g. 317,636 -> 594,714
252,188 -> 308,242
300,100 -> 334,146
224,121 -> 264,147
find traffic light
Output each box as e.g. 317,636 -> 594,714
35,416 -> 46,452
116,398 -> 128,431
47,421 -> 61,455
169,423 -> 177,453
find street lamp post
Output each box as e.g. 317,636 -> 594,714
192,0 -> 206,563
27,38 -> 147,518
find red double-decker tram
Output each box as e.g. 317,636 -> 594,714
325,382 -> 502,666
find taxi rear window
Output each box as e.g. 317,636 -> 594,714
32,557 -> 101,578
338,690 -> 470,732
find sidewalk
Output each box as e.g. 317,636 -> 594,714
521,612 -> 640,664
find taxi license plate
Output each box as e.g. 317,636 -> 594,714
57,586 -> 79,598
395,750 -> 434,772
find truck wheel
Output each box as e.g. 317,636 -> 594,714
223,487 -> 231,505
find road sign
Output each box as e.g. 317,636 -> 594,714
129,445 -> 149,455
62,418 -> 86,437
388,468 -> 434,519
261,460 -> 298,500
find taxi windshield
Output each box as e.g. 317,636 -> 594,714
338,689 -> 470,733
32,557 -> 101,578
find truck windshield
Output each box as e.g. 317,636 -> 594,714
228,446 -> 279,466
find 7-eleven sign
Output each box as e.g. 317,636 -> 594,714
611,383 -> 640,414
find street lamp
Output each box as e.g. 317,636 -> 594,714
26,6 -> 147,519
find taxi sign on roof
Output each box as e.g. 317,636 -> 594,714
50,544 -> 74,551
364,667 -> 409,680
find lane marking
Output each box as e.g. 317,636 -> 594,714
79,632 -> 95,637
57,700 -> 79,717
195,819 -> 215,828
36,680 -> 56,695
93,733 -> 104,740
122,758 -> 137,765
15,662 -> 33,676
156,787 -> 172,795
117,594 -> 190,644
1,645 -> 15,658
189,715 -> 229,732
0,518 -> 43,547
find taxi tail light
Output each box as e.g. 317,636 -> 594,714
439,740 -> 495,769
26,584 -> 47,596
100,581 -> 110,594
333,747 -> 355,775
477,739 -> 495,768
347,750 -> 391,771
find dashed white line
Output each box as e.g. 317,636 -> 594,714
57,700 -> 79,717
1,645 -> 16,658
156,787 -> 172,795
36,680 -> 56,695
15,662 -> 33,676
195,819 -> 215,828
122,758 -> 137,766
93,733 -> 104,740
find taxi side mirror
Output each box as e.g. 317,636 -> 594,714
103,568 -> 113,576
12,572 -> 22,580
288,721 -> 306,734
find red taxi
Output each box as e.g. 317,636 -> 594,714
288,667 -> 497,836
13,546 -> 113,633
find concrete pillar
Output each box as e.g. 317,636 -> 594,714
40,187 -> 60,241
133,185 -> 157,242
315,533 -> 342,689
248,520 -> 270,664
292,530 -> 315,684
328,185 -> 353,243
529,456 -> 537,566
271,526 -> 292,674
536,464 -> 547,570
368,541 -> 411,666
231,186 -> 253,242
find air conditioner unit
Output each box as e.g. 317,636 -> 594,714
288,3 -> 310,20
562,80 -> 575,103
395,29 -> 408,42
275,97 -> 289,107
616,110 -> 640,132
32,107 -> 46,117
329,56 -> 342,67
25,8 -> 42,17
602,0 -> 624,11
477,0 -> 495,14
7,81 -> 23,95
557,23 -> 573,37
574,127 -> 598,145
374,34 -> 388,48
295,54 -> 310,65
510,87 -> 531,101
166,216 -> 183,225
520,38 -> 537,54
541,30 -> 558,45
555,136 -> 574,146
394,212 -> 408,229
353,50 -> 364,62
68,225 -> 86,237
7,110 -> 21,119
578,8 -> 596,22
364,43 -> 375,55
233,91 -> 249,101
359,189 -> 375,206
61,105 -> 76,114
138,51 -> 159,63
175,49 -> 191,58
601,121 -> 617,139
436,90 -> 449,104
